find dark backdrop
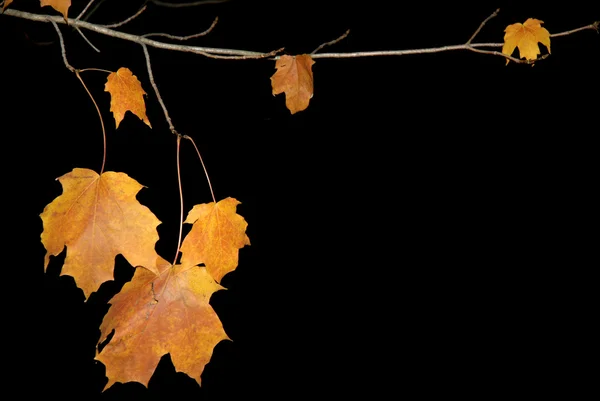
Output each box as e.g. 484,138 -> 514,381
3,0 -> 597,399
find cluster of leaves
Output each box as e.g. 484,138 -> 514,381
40,66 -> 250,389
5,0 -> 567,392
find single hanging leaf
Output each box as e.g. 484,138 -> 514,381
96,260 -> 229,390
502,18 -> 551,65
40,0 -> 71,21
105,67 -> 152,129
40,168 -> 162,299
271,54 -> 315,114
180,197 -> 250,283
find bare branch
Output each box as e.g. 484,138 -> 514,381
143,16 -> 218,40
75,26 -> 101,52
4,9 -> 271,58
49,20 -> 75,72
76,0 -> 96,20
466,8 -> 500,44
311,29 -> 350,55
141,44 -> 176,134
100,5 -> 147,28
149,0 -> 230,7
551,21 -> 599,37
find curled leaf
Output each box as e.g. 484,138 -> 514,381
271,54 -> 315,114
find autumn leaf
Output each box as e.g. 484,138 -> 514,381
2,0 -> 14,12
40,0 -> 71,21
180,197 -> 250,283
271,54 -> 315,114
105,67 -> 151,129
96,260 -> 229,390
40,168 -> 162,298
502,18 -> 551,65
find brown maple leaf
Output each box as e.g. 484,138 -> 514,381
271,54 -> 315,114
180,197 -> 250,283
502,18 -> 551,65
105,67 -> 152,129
40,0 -> 71,21
96,260 -> 229,390
40,168 -> 162,298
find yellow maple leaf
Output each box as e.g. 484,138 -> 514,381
105,67 -> 152,129
96,262 -> 228,390
40,168 -> 163,298
40,0 -> 71,21
180,197 -> 250,283
271,54 -> 315,114
502,18 -> 551,65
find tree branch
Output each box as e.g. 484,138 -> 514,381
149,0 -> 230,7
2,8 -> 597,63
100,5 -> 147,28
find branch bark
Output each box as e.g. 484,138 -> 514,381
3,8 -> 597,62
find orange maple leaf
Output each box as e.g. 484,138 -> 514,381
105,67 -> 152,129
40,168 -> 162,298
2,0 -> 14,11
96,261 -> 229,390
271,54 -> 315,114
180,197 -> 250,283
40,0 -> 71,21
502,18 -> 551,65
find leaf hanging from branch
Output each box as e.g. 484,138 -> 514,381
271,54 -> 315,114
502,18 -> 551,64
40,168 -> 162,298
105,67 -> 152,129
180,197 -> 250,283
96,260 -> 229,390
40,0 -> 71,21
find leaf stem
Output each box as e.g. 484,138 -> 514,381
173,134 -> 184,266
183,135 -> 216,203
50,19 -> 107,174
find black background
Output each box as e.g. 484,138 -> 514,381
3,0 -> 598,399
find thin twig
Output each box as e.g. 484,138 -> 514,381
143,16 -> 218,40
80,0 -> 108,22
467,8 -> 500,44
141,43 -> 176,134
183,135 -> 216,203
76,0 -> 96,20
4,9 -> 273,57
551,21 -> 599,37
49,20 -> 75,72
75,26 -> 100,52
100,5 -> 147,28
311,29 -> 350,55
150,0 -> 230,7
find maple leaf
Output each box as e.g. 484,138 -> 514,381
180,197 -> 250,283
502,18 -> 551,65
40,168 -> 162,298
96,260 -> 229,390
40,0 -> 71,21
105,67 -> 152,129
271,54 -> 315,114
